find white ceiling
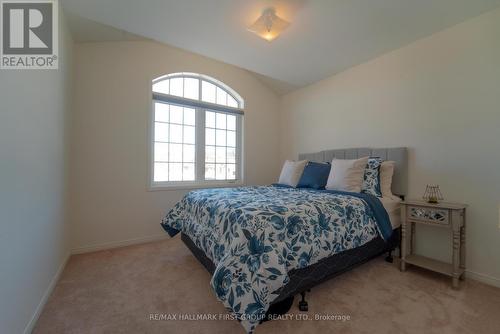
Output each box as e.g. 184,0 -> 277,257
65,11 -> 145,43
63,11 -> 299,94
62,0 -> 500,91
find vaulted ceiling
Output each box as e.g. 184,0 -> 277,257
62,0 -> 500,92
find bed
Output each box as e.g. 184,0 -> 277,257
161,147 -> 407,333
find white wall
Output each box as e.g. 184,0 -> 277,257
0,8 -> 73,334
280,7 -> 500,285
70,40 -> 281,251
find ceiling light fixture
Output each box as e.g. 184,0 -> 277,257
248,7 -> 290,42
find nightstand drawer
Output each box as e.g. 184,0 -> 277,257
407,206 -> 449,225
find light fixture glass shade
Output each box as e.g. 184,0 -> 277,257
248,7 -> 290,41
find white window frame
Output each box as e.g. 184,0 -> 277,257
149,73 -> 245,191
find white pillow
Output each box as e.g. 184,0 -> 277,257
380,160 -> 397,199
325,157 -> 369,192
278,160 -> 307,187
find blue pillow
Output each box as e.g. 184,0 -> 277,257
297,162 -> 331,190
361,157 -> 382,197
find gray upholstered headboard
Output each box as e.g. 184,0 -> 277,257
298,147 -> 408,197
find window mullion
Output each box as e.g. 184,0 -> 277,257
236,115 -> 243,181
195,108 -> 206,182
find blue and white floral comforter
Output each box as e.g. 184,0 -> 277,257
161,186 -> 392,333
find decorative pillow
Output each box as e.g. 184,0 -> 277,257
278,160 -> 307,187
361,157 -> 382,197
297,162 -> 331,189
380,160 -> 397,199
325,156 -> 369,192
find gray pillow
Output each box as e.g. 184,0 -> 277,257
325,157 -> 369,192
278,160 -> 307,187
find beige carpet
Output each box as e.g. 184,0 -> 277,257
34,237 -> 500,334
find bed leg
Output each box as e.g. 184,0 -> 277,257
385,250 -> 394,263
298,291 -> 308,312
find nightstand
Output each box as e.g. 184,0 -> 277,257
400,200 -> 467,289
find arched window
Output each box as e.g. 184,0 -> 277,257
151,73 -> 244,188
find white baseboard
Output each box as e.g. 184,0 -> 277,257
23,252 -> 71,334
22,235 -> 168,333
466,270 -> 500,288
71,234 -> 169,255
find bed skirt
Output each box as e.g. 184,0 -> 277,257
181,227 -> 400,306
